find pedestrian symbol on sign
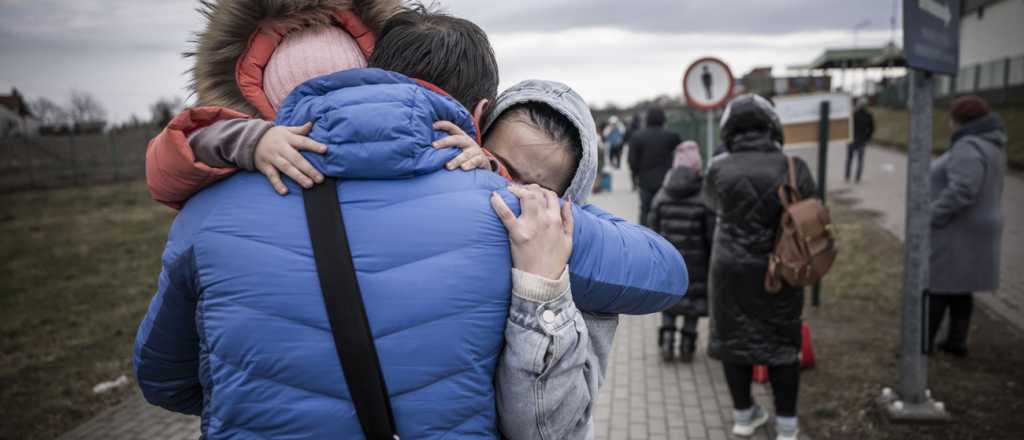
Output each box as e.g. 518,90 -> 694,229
701,66 -> 713,100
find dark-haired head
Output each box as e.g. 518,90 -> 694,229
646,107 -> 666,128
483,102 -> 583,195
368,4 -> 499,112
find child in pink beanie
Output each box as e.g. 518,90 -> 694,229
673,140 -> 703,172
146,0 -> 401,207
649,139 -> 715,363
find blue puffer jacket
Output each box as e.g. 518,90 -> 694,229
134,69 -> 686,439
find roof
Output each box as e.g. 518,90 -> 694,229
807,47 -> 890,69
866,43 -> 905,68
0,90 -> 32,118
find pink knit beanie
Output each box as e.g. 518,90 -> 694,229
673,141 -> 702,171
263,25 -> 367,111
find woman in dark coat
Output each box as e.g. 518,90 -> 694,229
648,140 -> 715,363
703,95 -> 816,440
927,95 -> 1007,357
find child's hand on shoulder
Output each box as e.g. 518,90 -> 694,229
432,121 -> 491,171
255,122 -> 327,195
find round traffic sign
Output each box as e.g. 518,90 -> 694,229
683,57 -> 735,111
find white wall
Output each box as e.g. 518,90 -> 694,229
959,0 -> 1024,67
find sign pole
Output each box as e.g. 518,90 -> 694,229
812,100 -> 830,307
705,110 -> 714,171
902,69 -> 932,404
879,0 -> 957,423
878,68 -> 950,423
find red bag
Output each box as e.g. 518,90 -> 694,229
752,365 -> 769,384
752,323 -> 815,384
800,322 -> 816,369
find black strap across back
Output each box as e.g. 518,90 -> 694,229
302,177 -> 399,439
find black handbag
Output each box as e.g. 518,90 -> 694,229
303,178 -> 399,439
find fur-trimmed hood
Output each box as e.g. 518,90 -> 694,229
187,0 -> 402,117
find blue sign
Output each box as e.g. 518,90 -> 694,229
903,0 -> 961,75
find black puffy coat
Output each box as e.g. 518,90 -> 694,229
648,166 -> 715,317
703,131 -> 817,366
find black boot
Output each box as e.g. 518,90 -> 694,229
678,330 -> 697,363
658,326 -> 676,361
940,294 -> 973,358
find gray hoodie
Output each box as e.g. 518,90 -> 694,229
483,79 -> 599,203
487,80 -> 616,440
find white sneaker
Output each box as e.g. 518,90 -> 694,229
732,406 -> 769,437
775,416 -> 799,440
776,428 -> 799,440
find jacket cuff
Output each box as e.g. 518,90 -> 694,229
512,266 -> 569,303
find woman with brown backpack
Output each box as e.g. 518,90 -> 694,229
703,94 -> 818,440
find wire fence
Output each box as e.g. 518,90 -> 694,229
0,127 -> 159,192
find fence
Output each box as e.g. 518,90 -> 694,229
877,53 -> 1024,108
0,127 -> 159,192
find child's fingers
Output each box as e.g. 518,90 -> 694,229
562,197 -> 574,238
446,148 -> 483,170
508,184 -> 545,217
433,120 -> 467,137
272,157 -> 314,189
258,164 -> 289,195
286,121 -> 314,136
460,155 -> 490,171
490,192 -> 517,231
283,149 -> 324,184
291,135 -> 327,154
432,134 -> 475,150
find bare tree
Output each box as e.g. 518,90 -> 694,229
149,96 -> 183,128
68,91 -> 108,125
30,98 -> 70,127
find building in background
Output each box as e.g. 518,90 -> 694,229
739,66 -> 832,98
0,88 -> 39,138
949,0 -> 1024,101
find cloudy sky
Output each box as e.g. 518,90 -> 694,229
0,0 -> 900,122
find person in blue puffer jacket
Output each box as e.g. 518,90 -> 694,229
134,8 -> 686,440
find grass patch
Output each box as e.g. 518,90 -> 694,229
800,195 -> 1024,439
871,105 -> 1024,171
0,181 -> 175,440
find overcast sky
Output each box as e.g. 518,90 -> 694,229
0,0 -> 901,122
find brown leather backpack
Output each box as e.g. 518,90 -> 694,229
764,156 -> 838,293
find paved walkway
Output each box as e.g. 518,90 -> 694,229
789,143 -> 1024,333
59,164 -> 804,439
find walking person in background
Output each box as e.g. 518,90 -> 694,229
927,95 -> 1006,358
648,140 -> 714,363
604,115 -> 626,169
628,107 -> 681,226
704,95 -> 817,440
845,98 -> 874,183
624,113 -> 642,189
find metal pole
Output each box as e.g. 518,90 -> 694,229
110,132 -> 119,182
69,131 -> 79,185
705,109 -> 714,171
26,138 -> 37,187
899,68 -> 933,405
812,100 -> 830,307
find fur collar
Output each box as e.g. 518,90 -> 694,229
187,0 -> 402,116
